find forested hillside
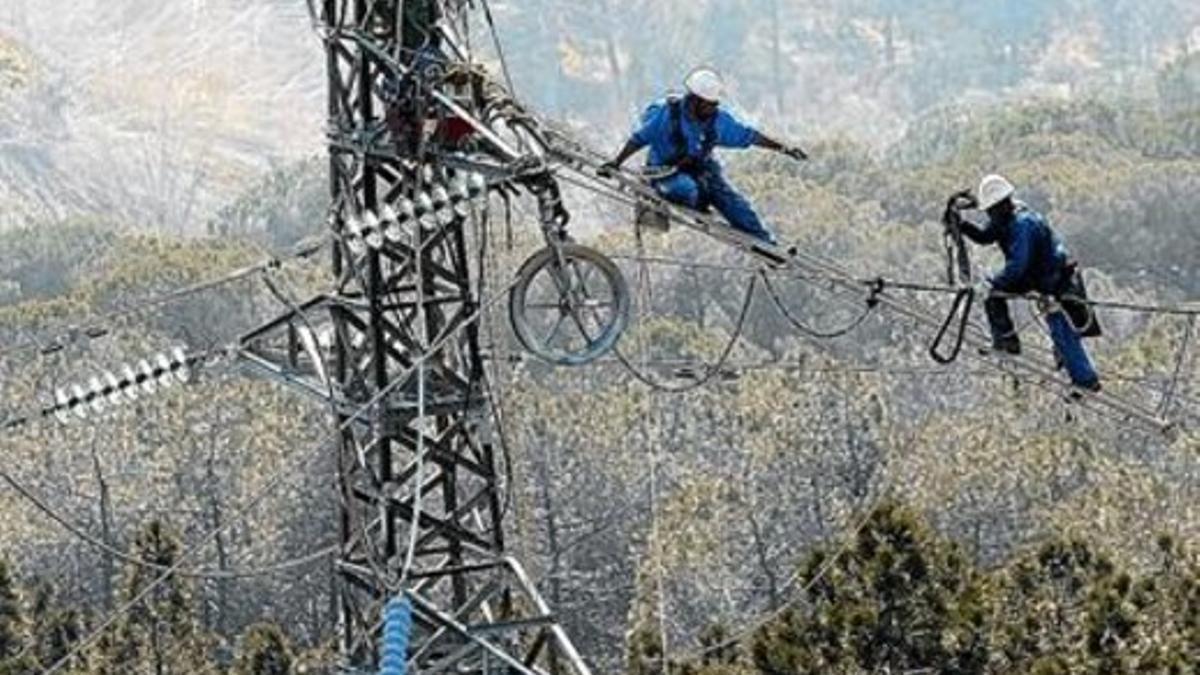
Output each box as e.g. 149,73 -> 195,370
0,1 -> 1198,673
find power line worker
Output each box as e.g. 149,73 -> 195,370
963,174 -> 1102,392
598,67 -> 808,246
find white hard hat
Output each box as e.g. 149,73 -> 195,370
684,67 -> 725,103
978,174 -> 1015,210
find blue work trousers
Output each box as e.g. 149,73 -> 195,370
986,295 -> 1099,388
653,163 -> 776,244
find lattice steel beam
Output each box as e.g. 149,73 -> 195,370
237,1 -> 590,671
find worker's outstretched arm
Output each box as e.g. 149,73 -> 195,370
754,133 -> 808,161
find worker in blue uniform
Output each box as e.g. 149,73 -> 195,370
962,174 -> 1102,392
598,68 -> 808,246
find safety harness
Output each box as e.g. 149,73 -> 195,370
931,194 -> 1103,365
666,96 -> 717,172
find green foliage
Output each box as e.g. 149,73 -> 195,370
0,560 -> 24,664
208,159 -> 327,251
1158,51 -> 1200,114
990,536 -> 1200,672
0,221 -> 118,303
679,505 -> 1200,674
0,654 -> 39,675
625,623 -> 666,675
25,580 -> 82,672
748,503 -> 990,674
99,521 -> 215,675
0,565 -> 71,675
233,622 -> 294,675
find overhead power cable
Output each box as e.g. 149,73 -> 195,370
0,468 -> 334,579
558,162 -> 1195,421
605,251 -> 1198,387
551,155 -> 1181,432
603,251 -> 1199,318
604,247 -> 1191,427
760,270 -> 880,339
42,274 -> 523,675
0,238 -> 326,362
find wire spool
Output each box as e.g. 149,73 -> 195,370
509,243 -> 631,366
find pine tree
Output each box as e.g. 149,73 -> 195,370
97,521 -> 216,675
24,579 -> 82,672
0,560 -> 23,663
748,502 -> 992,674
232,622 -> 294,675
0,560 -> 38,675
624,560 -> 668,675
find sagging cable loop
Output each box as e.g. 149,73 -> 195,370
929,287 -> 975,365
612,276 -> 757,393
761,272 -> 878,340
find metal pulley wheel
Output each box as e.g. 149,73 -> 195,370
509,244 -> 630,366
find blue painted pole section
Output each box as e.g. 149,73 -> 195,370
380,595 -> 413,675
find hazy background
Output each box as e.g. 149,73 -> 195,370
3,0 -> 1199,233
1,2 -> 1200,672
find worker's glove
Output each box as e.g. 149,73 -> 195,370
597,161 -> 621,179
944,190 -> 976,225
783,145 -> 809,162
948,189 -> 977,209
972,278 -> 993,298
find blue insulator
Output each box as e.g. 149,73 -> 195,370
379,595 -> 413,675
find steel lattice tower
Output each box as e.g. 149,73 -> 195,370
240,0 -> 591,671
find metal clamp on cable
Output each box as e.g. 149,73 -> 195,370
866,277 -> 886,308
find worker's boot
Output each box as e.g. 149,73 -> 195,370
988,335 -> 1021,355
1069,379 -> 1103,400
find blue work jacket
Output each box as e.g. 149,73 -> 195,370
961,204 -> 1070,293
629,97 -> 760,168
